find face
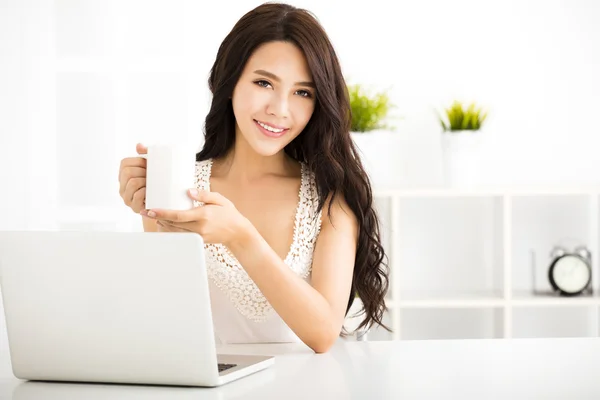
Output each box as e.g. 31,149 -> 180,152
231,41 -> 316,157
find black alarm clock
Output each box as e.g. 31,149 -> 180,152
548,246 -> 592,297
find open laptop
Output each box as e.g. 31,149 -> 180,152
0,230 -> 274,387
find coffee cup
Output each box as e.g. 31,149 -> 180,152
138,144 -> 196,210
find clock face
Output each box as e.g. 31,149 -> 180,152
551,255 -> 591,294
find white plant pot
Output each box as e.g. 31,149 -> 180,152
440,130 -> 484,187
350,130 -> 404,190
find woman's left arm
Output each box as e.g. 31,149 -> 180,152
229,194 -> 358,353
143,190 -> 358,353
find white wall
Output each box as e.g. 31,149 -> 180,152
1,0 -> 600,347
330,0 -> 600,186
2,0 -> 600,227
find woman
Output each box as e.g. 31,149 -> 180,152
118,2 -> 389,353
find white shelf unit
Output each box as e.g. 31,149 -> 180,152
367,187 -> 600,341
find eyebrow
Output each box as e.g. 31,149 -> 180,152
253,69 -> 315,88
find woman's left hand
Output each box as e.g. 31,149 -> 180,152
141,189 -> 253,246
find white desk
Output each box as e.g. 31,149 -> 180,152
1,337 -> 599,399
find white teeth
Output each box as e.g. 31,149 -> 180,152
257,121 -> 284,133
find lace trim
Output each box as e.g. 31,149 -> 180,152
194,159 -> 322,322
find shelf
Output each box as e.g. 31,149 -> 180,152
373,186 -> 600,198
512,306 -> 599,338
396,290 -> 504,309
375,188 -> 506,198
510,194 -> 595,297
396,196 -> 505,303
400,308 -> 504,340
511,290 -> 600,307
385,291 -> 600,308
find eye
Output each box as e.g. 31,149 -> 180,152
296,89 -> 313,99
255,80 -> 272,89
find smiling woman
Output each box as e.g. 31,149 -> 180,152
230,41 -> 316,155
118,2 -> 390,354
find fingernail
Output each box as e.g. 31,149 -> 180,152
190,189 -> 198,196
147,210 -> 156,218
139,209 -> 147,216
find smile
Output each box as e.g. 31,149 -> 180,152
254,119 -> 289,138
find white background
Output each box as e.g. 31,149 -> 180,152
1,0 -> 600,347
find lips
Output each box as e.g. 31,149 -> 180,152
254,119 -> 289,138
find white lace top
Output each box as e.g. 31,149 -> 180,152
194,159 -> 323,344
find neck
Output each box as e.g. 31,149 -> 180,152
214,128 -> 296,182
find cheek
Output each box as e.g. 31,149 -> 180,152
232,84 -> 263,119
292,99 -> 315,126
232,96 -> 248,123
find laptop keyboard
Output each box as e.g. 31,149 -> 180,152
218,363 -> 237,373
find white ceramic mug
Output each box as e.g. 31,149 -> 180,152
138,144 -> 196,210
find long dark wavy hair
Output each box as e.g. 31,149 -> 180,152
197,2 -> 390,335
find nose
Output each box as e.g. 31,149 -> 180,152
266,91 -> 290,119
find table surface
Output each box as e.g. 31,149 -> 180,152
1,337 -> 599,399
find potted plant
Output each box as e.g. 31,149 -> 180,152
437,101 -> 488,186
349,83 -> 393,133
348,83 -> 399,188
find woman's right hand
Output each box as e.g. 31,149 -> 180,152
119,143 -> 148,214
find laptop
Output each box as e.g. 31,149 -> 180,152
0,230 -> 274,387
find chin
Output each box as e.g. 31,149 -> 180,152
248,133 -> 292,157
250,142 -> 287,157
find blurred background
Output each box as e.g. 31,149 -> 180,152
1,0 -> 600,346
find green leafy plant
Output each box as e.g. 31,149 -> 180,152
438,101 -> 488,132
348,84 -> 394,132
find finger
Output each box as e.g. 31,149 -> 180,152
169,220 -> 202,232
157,220 -> 192,232
120,157 -> 147,170
123,177 -> 145,206
119,167 -> 146,194
136,143 -> 148,155
131,187 -> 146,213
188,189 -> 228,206
121,167 -> 146,180
119,158 -> 147,183
143,207 -> 200,223
157,221 -> 178,233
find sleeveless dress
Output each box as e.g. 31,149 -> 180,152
194,159 -> 323,344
